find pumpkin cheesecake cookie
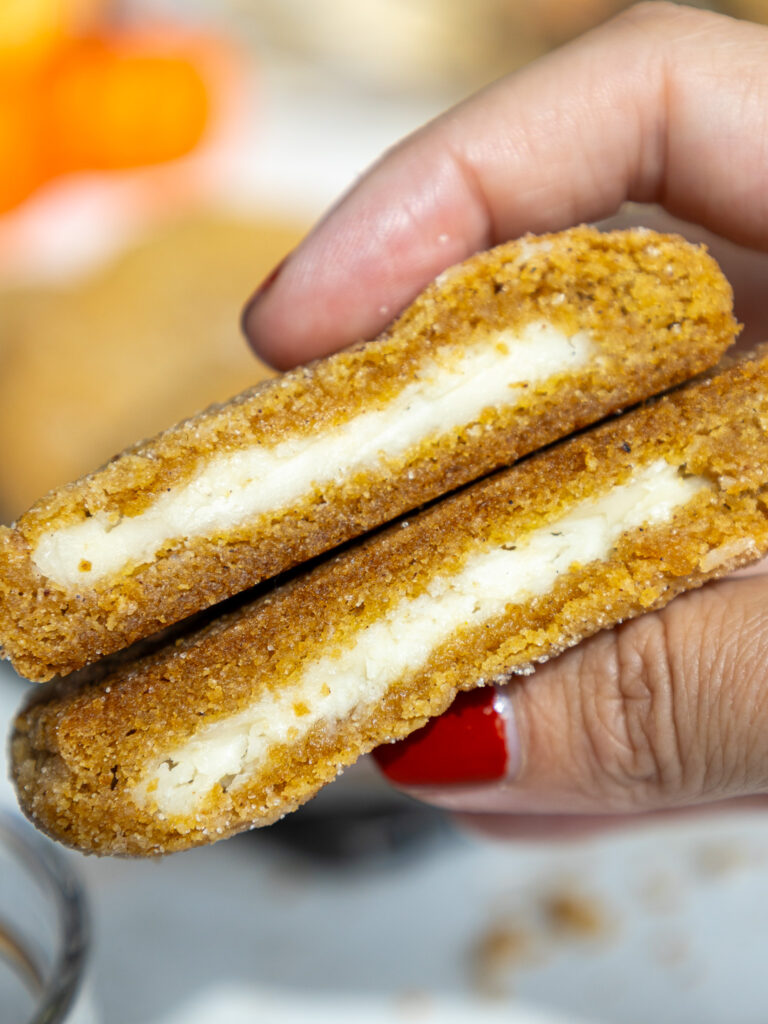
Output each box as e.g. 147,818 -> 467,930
0,227 -> 738,680
11,350 -> 768,855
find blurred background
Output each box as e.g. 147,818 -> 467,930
3,2 -> 768,1022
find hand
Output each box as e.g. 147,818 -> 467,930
242,3 -> 768,833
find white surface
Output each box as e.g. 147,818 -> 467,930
145,459 -> 705,816
154,985 -> 592,1024
32,322 -> 590,588
70,787 -> 768,1024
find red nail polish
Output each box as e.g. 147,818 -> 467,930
254,256 -> 287,296
373,688 -> 511,786
241,256 -> 289,341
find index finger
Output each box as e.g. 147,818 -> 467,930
243,3 -> 768,369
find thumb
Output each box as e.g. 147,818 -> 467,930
374,575 -> 768,816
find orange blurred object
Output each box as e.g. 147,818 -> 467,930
0,6 -> 220,214
47,35 -> 210,172
0,84 -> 47,211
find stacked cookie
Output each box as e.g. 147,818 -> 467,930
3,227 -> 764,855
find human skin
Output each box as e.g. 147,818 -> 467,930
242,3 -> 768,829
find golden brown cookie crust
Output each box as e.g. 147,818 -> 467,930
11,351 -> 768,856
0,227 -> 738,680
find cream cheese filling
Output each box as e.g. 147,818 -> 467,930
32,321 -> 591,588
134,460 -> 708,818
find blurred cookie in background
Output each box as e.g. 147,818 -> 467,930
0,213 -> 304,520
721,0 -> 768,22
239,0 -> 632,96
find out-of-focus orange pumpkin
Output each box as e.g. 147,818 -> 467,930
0,84 -> 48,211
46,35 -> 210,173
0,1 -> 219,212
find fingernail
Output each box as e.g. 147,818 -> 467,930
255,256 -> 287,296
240,255 -> 289,336
373,686 -> 521,786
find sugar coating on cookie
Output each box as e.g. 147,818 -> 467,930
11,351 -> 768,856
0,227 -> 739,681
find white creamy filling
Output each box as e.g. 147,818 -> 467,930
32,322 -> 591,588
135,460 -> 708,817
